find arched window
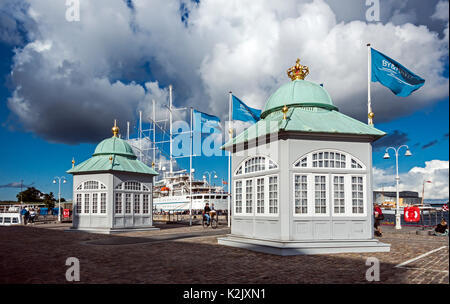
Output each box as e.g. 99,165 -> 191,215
75,180 -> 107,191
235,155 -> 278,176
74,180 -> 107,215
233,155 -> 279,217
293,150 -> 365,170
114,181 -> 152,216
115,181 -> 151,191
292,150 -> 366,217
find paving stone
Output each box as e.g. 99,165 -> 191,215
0,223 -> 448,284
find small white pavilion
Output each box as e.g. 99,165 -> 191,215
218,59 -> 391,255
67,122 -> 158,234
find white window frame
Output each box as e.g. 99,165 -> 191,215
292,173 -> 367,217
293,174 -> 309,215
235,174 -> 279,217
75,180 -> 107,191
313,174 -> 329,216
100,193 -> 107,214
350,175 -> 367,216
115,192 -> 123,215
234,180 -> 243,214
92,193 -> 98,214
292,174 -> 330,217
234,155 -> 279,177
292,149 -> 366,170
244,178 -> 254,215
267,174 -> 279,215
331,174 -> 346,216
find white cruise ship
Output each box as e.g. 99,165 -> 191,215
153,170 -> 230,212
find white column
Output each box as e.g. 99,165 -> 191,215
139,111 -> 142,161
395,150 -> 401,229
169,85 -> 173,174
228,91 -> 232,227
189,107 -> 193,226
367,43 -> 373,125
152,99 -> 156,166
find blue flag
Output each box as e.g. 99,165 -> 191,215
371,48 -> 425,97
193,109 -> 221,134
232,95 -> 261,123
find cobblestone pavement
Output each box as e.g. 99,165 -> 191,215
0,223 -> 448,284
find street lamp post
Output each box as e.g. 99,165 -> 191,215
53,176 -> 67,222
202,171 -> 218,190
421,180 -> 432,206
383,145 -> 412,230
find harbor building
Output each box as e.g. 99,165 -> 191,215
218,59 -> 391,255
67,122 -> 158,233
373,190 -> 421,210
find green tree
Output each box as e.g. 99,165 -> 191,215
43,192 -> 56,209
16,187 -> 43,203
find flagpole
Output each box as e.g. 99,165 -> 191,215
189,107 -> 193,226
169,84 -> 173,173
367,43 -> 374,125
227,91 -> 232,228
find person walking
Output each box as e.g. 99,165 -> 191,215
29,208 -> 36,224
20,206 -> 28,225
374,203 -> 384,237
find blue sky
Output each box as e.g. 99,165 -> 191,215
0,0 -> 448,200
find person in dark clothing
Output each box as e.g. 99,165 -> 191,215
434,219 -> 448,236
203,203 -> 211,225
374,203 -> 384,237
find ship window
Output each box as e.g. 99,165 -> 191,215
4,217 -> 11,223
12,217 -> 18,223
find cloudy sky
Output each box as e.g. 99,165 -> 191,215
0,0 -> 448,200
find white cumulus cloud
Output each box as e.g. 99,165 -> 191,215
373,160 -> 449,199
1,0 -> 448,144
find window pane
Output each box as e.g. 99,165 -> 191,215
314,176 -> 326,214
333,175 -> 345,214
92,193 -> 98,213
84,193 -> 90,214
351,176 -> 364,214
115,193 -> 122,214
295,175 -> 308,214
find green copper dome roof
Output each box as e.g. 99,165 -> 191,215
67,134 -> 158,176
261,80 -> 337,118
93,136 -> 136,158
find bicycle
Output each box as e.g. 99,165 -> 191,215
202,212 -> 218,229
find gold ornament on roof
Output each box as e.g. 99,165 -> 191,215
282,105 -> 289,120
112,120 -> 119,137
287,58 -> 309,81
368,112 -> 374,125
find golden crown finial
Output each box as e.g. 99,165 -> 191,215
287,58 -> 309,81
112,119 -> 119,137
